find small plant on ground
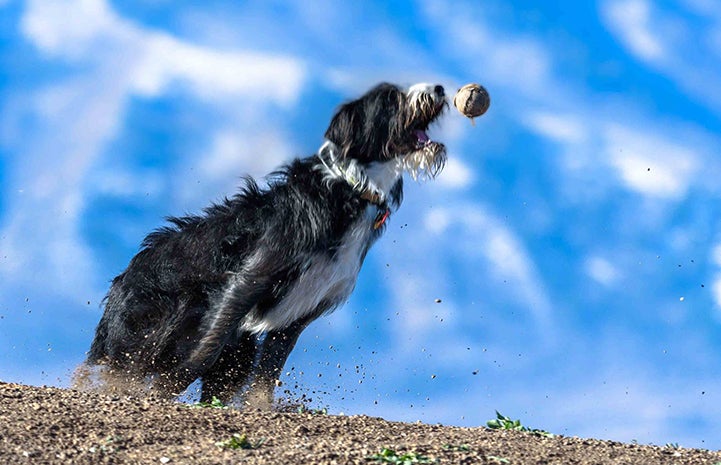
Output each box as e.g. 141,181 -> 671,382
367,447 -> 436,464
189,396 -> 226,409
215,433 -> 266,450
487,411 -> 554,438
487,456 -> 510,464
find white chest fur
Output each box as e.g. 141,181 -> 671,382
363,159 -> 403,202
240,153 -> 402,334
240,212 -> 376,334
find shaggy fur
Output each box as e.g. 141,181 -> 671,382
80,82 -> 447,408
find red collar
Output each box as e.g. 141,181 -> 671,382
360,189 -> 391,230
373,208 -> 391,230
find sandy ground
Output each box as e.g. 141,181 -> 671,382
1,381 -> 720,464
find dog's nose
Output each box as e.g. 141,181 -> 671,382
434,85 -> 445,97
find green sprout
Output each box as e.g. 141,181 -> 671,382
215,433 -> 266,450
488,456 -> 510,464
487,411 -> 554,438
367,447 -> 436,464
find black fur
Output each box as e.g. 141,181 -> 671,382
83,82 -> 446,407
326,83 -> 443,162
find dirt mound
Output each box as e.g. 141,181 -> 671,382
1,382 -> 719,464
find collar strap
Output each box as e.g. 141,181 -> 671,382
360,189 -> 383,206
373,208 -> 391,230
318,141 -> 386,207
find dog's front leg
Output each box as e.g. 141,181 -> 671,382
244,316 -> 312,410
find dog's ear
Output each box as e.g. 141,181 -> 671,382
325,84 -> 407,162
325,100 -> 363,160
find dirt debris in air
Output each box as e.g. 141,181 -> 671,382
1,382 -> 720,464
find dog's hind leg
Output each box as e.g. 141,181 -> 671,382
244,316 -> 312,410
200,332 -> 256,404
180,268 -> 271,385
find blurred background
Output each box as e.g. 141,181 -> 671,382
2,0 -> 721,449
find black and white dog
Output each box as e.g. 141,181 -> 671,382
81,82 -> 447,408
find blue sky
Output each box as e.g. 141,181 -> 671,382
2,0 -> 721,450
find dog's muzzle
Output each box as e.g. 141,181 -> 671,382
404,84 -> 447,179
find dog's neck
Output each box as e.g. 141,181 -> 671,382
316,140 -> 402,206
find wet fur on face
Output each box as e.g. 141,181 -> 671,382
325,82 -> 447,178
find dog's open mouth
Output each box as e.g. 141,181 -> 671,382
405,128 -> 446,180
403,89 -> 447,179
411,98 -> 446,149
414,129 -> 431,147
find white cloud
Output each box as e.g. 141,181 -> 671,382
708,243 -> 721,316
604,124 -> 699,199
422,0 -> 705,203
484,224 -> 533,284
712,276 -> 721,316
524,111 -> 588,145
602,0 -> 666,63
189,128 -> 295,202
435,157 -> 473,189
376,198 -> 556,361
423,208 -> 452,235
131,35 -> 305,106
524,107 -> 717,205
20,0 -> 121,59
0,0 -> 307,299
22,0 -> 305,106
422,205 -> 553,332
421,0 -> 720,207
602,1 -> 721,116
442,18 -> 546,91
421,0 -> 553,99
585,256 -> 620,287
393,277 -> 456,335
91,169 -> 165,198
0,72 -> 128,298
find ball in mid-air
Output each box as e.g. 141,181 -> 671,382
453,84 -> 490,120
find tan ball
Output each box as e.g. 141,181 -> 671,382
453,83 -> 490,120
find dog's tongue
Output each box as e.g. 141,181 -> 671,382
414,129 -> 430,144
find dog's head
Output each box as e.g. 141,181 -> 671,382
324,82 -> 447,179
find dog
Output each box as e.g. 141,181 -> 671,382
80,82 -> 447,409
